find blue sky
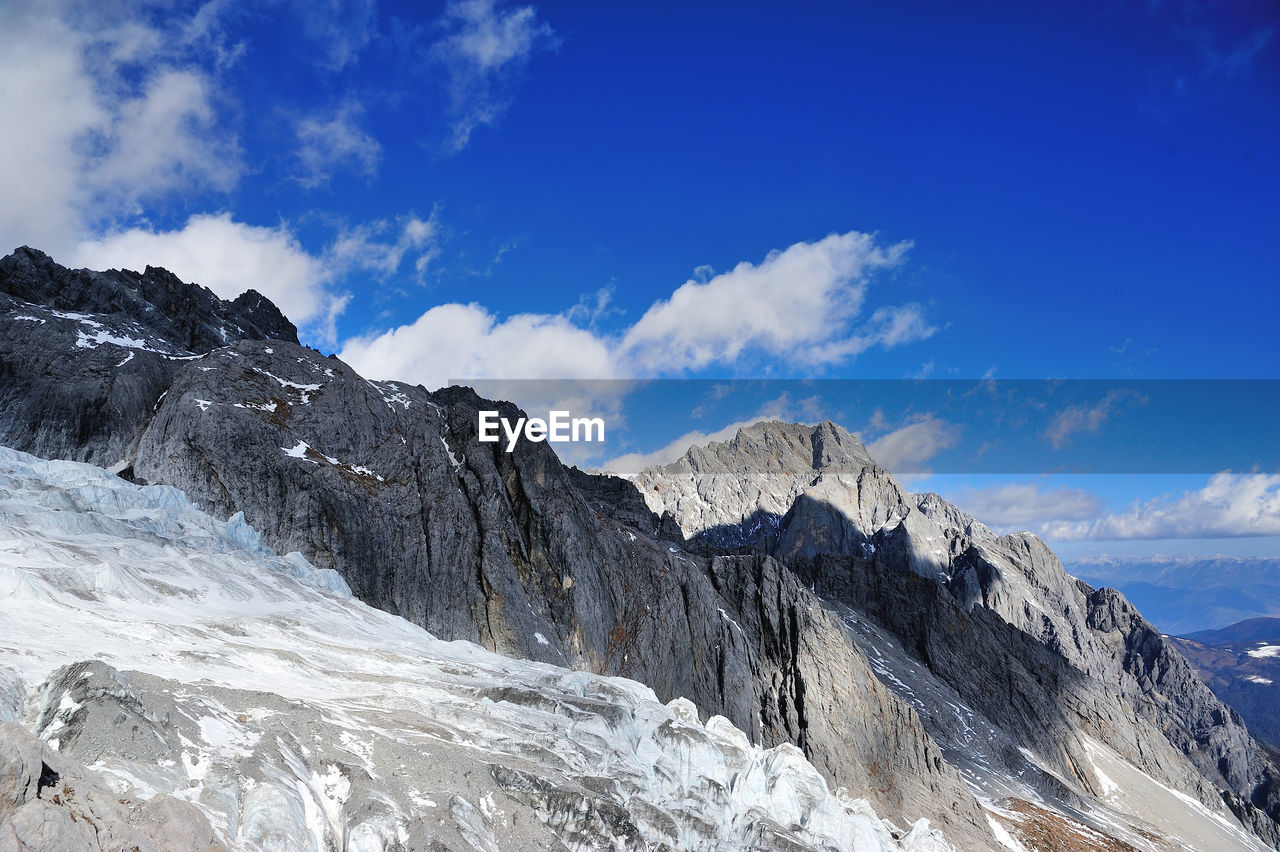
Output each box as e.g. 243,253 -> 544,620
1,0 -> 1277,560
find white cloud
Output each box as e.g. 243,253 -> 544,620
620,232 -> 917,372
0,9 -> 106,255
947,482 -> 1105,529
340,231 -> 931,390
803,303 -> 935,364
340,303 -> 619,390
431,0 -> 558,152
0,1 -> 243,256
72,213 -> 334,334
291,0 -> 378,71
295,103 -> 381,187
91,68 -> 240,204
865,415 -> 961,472
1044,389 -> 1145,450
1043,474 -> 1280,541
0,1 -> 451,351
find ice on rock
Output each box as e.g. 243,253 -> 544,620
0,446 -> 952,852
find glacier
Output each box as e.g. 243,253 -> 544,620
0,446 -> 952,851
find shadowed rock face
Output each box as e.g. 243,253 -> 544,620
637,421 -> 1280,847
0,249 -> 996,848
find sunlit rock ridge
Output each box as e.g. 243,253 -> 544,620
0,247 -> 1277,851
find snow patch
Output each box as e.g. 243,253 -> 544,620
282,440 -> 315,461
985,815 -> 1029,852
256,369 -> 322,404
441,436 -> 463,472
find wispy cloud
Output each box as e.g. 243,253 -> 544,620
1044,389 -> 1145,450
327,211 -> 441,279
295,103 -> 381,187
292,0 -> 379,71
1140,2 -> 1275,115
430,0 -> 558,152
1182,20 -> 1273,81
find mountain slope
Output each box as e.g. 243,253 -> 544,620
0,446 -> 952,852
1188,619 -> 1280,647
0,246 -> 296,467
0,249 -> 997,848
1067,556 -> 1280,635
1170,618 -> 1280,751
2,248 -> 1277,850
637,421 -> 1280,848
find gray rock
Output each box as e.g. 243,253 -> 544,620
637,419 -> 1280,845
133,796 -> 219,852
0,717 -> 218,852
0,247 -> 296,466
0,724 -> 42,821
0,798 -> 99,852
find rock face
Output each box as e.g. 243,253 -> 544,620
1,248 -> 1278,850
0,246 -> 296,466
1069,555 -> 1280,636
126,342 -> 992,847
638,421 -> 1280,848
0,449 -> 954,852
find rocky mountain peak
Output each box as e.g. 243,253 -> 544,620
0,247 -> 299,465
0,246 -> 298,351
652,418 -> 874,478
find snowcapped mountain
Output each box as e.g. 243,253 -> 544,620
1,247 -> 1278,851
0,447 -> 952,851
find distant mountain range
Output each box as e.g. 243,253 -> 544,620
1169,617 -> 1280,751
2,246 -> 1278,850
1068,554 -> 1280,635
